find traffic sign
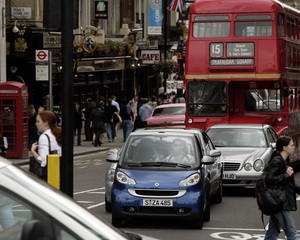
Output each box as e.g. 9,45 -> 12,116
36,50 -> 49,62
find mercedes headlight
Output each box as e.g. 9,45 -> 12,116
253,159 -> 264,172
244,163 -> 252,171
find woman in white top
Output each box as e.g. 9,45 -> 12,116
31,111 -> 62,167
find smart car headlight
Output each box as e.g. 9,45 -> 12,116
178,173 -> 200,186
253,159 -> 264,172
108,169 -> 115,182
116,171 -> 136,185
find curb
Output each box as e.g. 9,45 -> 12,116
12,146 -> 115,166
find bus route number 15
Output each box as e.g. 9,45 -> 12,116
210,43 -> 224,58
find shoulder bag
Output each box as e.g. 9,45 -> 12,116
29,134 -> 58,180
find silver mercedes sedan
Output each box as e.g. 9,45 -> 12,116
206,124 -> 278,188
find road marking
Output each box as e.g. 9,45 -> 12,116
77,201 -> 94,203
204,227 -> 266,231
74,187 -> 105,195
87,202 -> 105,209
74,152 -> 108,159
204,226 -> 300,232
87,192 -> 105,194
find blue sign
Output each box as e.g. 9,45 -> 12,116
148,0 -> 162,35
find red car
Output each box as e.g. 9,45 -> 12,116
146,103 -> 186,127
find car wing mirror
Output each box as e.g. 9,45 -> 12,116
106,149 -> 119,162
202,156 -> 215,165
271,142 -> 276,149
21,219 -> 47,240
209,149 -> 221,158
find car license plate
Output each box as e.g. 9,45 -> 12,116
223,172 -> 236,179
140,199 -> 173,207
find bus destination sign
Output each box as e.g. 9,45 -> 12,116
210,59 -> 254,66
226,42 -> 254,57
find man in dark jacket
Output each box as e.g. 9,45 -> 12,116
83,98 -> 94,141
91,101 -> 107,147
104,98 -> 118,142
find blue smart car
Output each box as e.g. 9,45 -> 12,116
107,128 -> 222,229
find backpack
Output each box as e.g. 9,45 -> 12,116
255,173 -> 286,216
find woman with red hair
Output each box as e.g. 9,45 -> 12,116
30,111 -> 62,173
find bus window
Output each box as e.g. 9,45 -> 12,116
245,89 -> 283,111
193,16 -> 230,38
187,80 -> 227,116
235,22 -> 272,37
277,14 -> 285,37
235,14 -> 272,37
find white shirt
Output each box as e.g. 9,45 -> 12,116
112,100 -> 120,112
38,129 -> 62,167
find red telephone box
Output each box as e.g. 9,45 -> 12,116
0,82 -> 28,158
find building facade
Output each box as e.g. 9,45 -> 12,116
2,0 -> 185,109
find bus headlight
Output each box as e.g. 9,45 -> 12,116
253,159 -> 264,172
187,119 -> 193,124
277,117 -> 283,123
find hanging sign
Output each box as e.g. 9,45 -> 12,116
148,0 -> 162,35
95,1 -> 108,20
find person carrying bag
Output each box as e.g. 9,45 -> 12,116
262,136 -> 300,240
30,111 -> 62,180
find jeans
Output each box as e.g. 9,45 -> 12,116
122,120 -> 132,141
265,211 -> 299,240
106,122 -> 116,141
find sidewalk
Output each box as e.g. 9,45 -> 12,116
9,128 -> 125,166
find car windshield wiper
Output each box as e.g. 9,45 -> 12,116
137,161 -> 191,168
126,163 -> 143,167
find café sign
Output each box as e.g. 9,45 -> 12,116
141,50 -> 160,64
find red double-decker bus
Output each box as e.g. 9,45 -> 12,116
185,0 -> 300,161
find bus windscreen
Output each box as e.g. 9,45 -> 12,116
187,80 -> 227,116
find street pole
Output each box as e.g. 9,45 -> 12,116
61,0 -> 74,198
0,1 -> 6,83
49,51 -> 53,112
163,0 -> 168,93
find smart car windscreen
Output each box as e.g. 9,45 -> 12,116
207,129 -> 267,147
121,135 -> 198,168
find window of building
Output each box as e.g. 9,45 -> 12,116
120,0 -> 135,27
